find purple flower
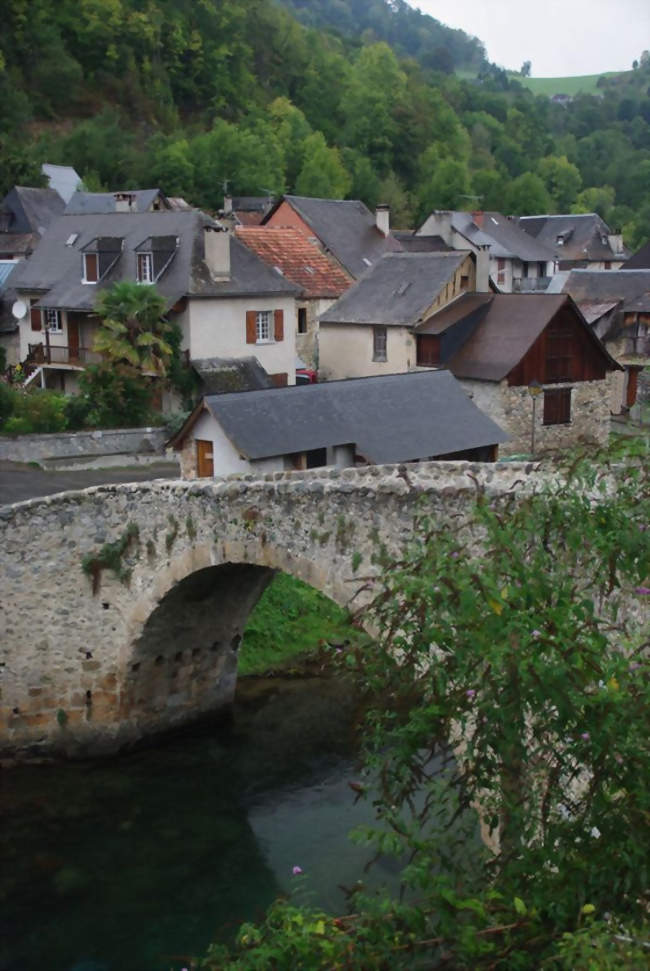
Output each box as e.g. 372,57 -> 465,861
629,662 -> 641,672
532,629 -> 542,639
292,865 -> 303,876
451,551 -> 459,559
466,689 -> 476,699
581,732 -> 590,741
634,587 -> 650,595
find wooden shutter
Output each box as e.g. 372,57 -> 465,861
416,335 -> 440,367
246,310 -> 257,344
274,309 -> 284,341
270,372 -> 288,387
626,368 -> 639,408
30,305 -> 42,331
84,253 -> 98,282
543,388 -> 571,425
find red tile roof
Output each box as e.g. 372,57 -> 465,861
235,226 -> 351,298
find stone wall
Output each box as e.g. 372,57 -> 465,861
0,426 -> 170,467
0,461 -> 542,760
461,379 -> 611,456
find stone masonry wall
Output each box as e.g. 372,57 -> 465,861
0,462 -> 543,761
0,426 -> 169,465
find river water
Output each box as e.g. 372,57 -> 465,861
0,675 -> 391,971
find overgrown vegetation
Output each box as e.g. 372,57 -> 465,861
81,522 -> 140,593
204,441 -> 650,967
239,572 -> 366,676
1,1 -> 649,244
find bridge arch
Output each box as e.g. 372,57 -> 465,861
0,462 -> 539,760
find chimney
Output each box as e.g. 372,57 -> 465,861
472,211 -> 484,228
223,194 -> 233,215
114,192 -> 136,213
474,244 -> 490,292
375,204 -> 390,237
204,225 -> 230,280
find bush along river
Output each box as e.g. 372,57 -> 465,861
0,664 -> 401,971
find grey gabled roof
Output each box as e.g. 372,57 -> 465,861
1,186 -> 65,235
263,195 -> 401,278
517,213 -> 628,263
625,241 -> 650,270
42,164 -> 81,203
10,211 -> 299,312
560,269 -> 650,312
183,370 -> 507,463
65,188 -> 165,215
451,211 -> 556,262
319,252 -> 468,327
192,357 -> 273,394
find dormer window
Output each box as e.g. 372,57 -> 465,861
81,237 -> 123,283
556,236 -> 564,245
134,235 -> 178,284
137,252 -> 154,283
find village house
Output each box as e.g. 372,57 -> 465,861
415,210 -> 556,292
235,226 -> 350,370
414,292 -> 620,456
517,213 -> 628,270
170,369 -> 507,479
262,195 -> 400,279
9,209 -> 300,396
64,188 -> 191,215
317,250 -> 479,380
552,268 -> 650,414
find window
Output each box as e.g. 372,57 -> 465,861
137,252 -> 154,283
256,310 -> 272,342
497,258 -> 506,285
45,309 -> 62,333
297,307 -> 307,334
543,388 -> 571,425
83,252 -> 98,283
373,326 -> 387,362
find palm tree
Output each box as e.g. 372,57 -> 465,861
93,281 -> 173,376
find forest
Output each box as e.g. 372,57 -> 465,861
1,0 -> 649,247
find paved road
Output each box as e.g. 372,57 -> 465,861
0,461 -> 179,506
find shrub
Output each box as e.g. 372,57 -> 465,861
1,388 -> 67,434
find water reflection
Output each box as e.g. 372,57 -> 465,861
0,676 -> 380,971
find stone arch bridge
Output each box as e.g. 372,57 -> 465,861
0,462 -> 539,760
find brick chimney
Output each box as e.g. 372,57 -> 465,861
375,204 -> 390,237
204,225 -> 230,280
472,211 -> 484,228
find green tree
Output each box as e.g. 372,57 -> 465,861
295,132 -> 351,198
93,281 -> 172,376
417,157 -> 471,214
504,171 -> 551,215
537,154 -> 582,212
341,42 -> 407,173
571,185 -> 616,221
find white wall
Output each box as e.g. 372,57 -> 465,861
318,323 -> 414,380
186,296 -> 297,383
191,410 -> 284,477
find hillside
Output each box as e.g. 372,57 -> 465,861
0,0 -> 648,247
508,72 -> 628,98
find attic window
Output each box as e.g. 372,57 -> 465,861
396,280 -> 411,296
304,266 -> 315,274
490,217 -> 499,225
362,257 -> 372,267
273,265 -> 284,275
556,236 -> 564,245
83,252 -> 98,283
134,235 -> 178,283
66,233 -> 78,246
137,253 -> 154,283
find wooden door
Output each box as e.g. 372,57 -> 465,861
68,317 -> 80,361
196,439 -> 214,478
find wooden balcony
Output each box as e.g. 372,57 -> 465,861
27,343 -> 102,367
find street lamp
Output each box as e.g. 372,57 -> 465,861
527,380 -> 542,457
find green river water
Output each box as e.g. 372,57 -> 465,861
0,675 -> 389,971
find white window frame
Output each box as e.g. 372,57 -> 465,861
137,252 -> 154,284
256,310 -> 273,343
45,308 -> 62,333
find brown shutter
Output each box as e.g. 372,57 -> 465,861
270,372 -> 288,387
626,368 -> 639,408
274,309 -> 284,341
246,310 -> 257,344
84,253 -> 98,282
30,306 -> 42,331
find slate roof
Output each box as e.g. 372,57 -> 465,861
559,269 -> 650,312
517,213 -> 628,264
393,231 -> 451,253
42,164 -> 81,203
65,189 -> 165,215
192,357 -> 273,394
625,241 -> 650,270
235,226 -> 350,298
319,252 -> 468,327
448,211 -> 555,262
173,370 -> 507,463
10,211 -> 299,312
263,195 -> 401,278
1,186 -> 65,235
418,293 -> 618,381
